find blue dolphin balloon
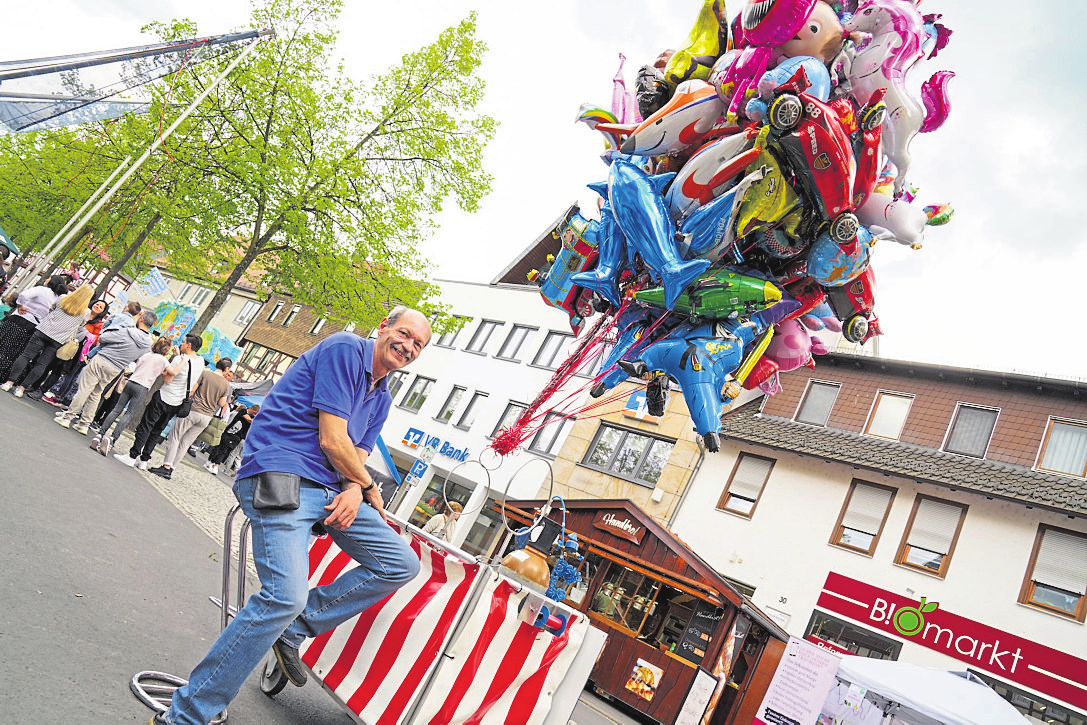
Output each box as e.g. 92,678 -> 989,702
619,320 -> 757,451
608,160 -> 710,310
570,182 -> 625,308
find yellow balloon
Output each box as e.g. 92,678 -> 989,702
664,0 -> 730,87
736,149 -> 802,237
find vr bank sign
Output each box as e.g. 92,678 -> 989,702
401,428 -> 470,463
816,572 -> 1087,711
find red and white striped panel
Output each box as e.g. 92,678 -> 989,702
299,523 -> 481,724
411,576 -> 589,725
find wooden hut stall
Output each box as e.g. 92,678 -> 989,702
500,499 -> 788,725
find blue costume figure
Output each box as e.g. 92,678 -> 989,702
619,320 -> 758,452
589,306 -> 663,398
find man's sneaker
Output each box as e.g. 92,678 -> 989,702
113,453 -> 137,467
147,711 -> 169,725
41,391 -> 54,401
47,398 -> 65,407
12,387 -> 23,398
89,436 -> 101,450
271,639 -> 307,687
187,445 -> 198,457
72,423 -> 90,436
136,460 -> 149,471
0,381 -> 12,392
89,422 -> 101,432
98,437 -> 112,456
203,462 -> 219,475
148,465 -> 172,480
26,389 -> 43,400
55,416 -> 72,429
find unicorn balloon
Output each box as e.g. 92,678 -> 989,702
842,0 -> 954,196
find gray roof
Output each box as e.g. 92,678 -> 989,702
720,402 -> 1087,516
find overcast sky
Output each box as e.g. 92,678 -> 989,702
5,0 -> 1087,379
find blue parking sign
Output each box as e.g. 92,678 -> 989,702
410,459 -> 429,478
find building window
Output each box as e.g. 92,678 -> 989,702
805,611 -> 902,660
716,453 -> 774,517
942,403 -> 999,458
387,371 -> 407,402
436,386 -> 466,424
178,282 -> 193,301
1019,525 -> 1087,622
491,401 -> 527,438
894,495 -> 967,578
344,322 -> 356,334
436,315 -> 471,348
830,481 -> 895,555
234,300 -> 261,326
970,670 -> 1087,724
282,304 -> 301,327
795,380 -> 840,426
496,324 -> 537,361
189,287 -> 211,306
408,476 -> 473,530
400,376 -> 435,412
465,320 -> 500,354
267,301 -> 285,322
241,343 -> 263,366
588,561 -> 663,637
1036,417 -> 1087,478
456,391 -> 488,430
533,331 -> 574,369
528,412 -> 573,456
258,348 -> 277,369
582,424 -> 675,488
864,391 -> 914,440
309,318 -> 326,335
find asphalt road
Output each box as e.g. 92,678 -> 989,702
0,391 -> 642,725
0,393 -> 348,724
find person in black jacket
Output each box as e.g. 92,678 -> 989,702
203,404 -> 259,475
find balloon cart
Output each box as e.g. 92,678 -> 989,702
132,503 -> 606,724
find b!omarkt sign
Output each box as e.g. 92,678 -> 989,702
816,572 -> 1087,711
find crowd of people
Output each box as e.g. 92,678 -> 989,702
0,274 -> 256,477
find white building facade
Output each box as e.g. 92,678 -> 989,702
382,278 -> 587,557
668,354 -> 1087,724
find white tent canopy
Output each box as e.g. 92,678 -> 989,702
824,657 -> 1028,725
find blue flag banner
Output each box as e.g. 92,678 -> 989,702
135,268 -> 169,297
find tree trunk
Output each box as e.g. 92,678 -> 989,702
189,236 -> 265,337
39,227 -> 94,284
93,212 -> 162,299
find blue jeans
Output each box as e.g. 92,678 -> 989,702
165,476 -> 420,725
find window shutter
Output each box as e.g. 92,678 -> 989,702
797,383 -> 839,426
907,499 -> 963,554
866,394 -> 912,439
1033,529 -> 1087,594
729,456 -> 772,500
1039,421 -> 1087,476
945,406 -> 998,457
842,484 -> 893,535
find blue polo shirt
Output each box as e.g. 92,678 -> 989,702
236,333 -> 391,489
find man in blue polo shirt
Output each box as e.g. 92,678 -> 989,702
154,306 -> 431,725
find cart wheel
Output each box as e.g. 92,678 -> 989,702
260,654 -> 288,697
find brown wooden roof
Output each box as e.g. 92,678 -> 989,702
490,203 -> 578,286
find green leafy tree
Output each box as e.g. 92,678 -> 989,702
143,0 -> 494,334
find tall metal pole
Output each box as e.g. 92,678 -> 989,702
25,30 -> 272,289
9,155 -> 132,292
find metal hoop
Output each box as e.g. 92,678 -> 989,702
499,457 -> 556,536
439,459 -> 493,516
477,446 -> 503,471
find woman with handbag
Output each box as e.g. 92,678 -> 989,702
148,357 -> 232,481
92,336 -> 171,455
27,298 -> 107,400
1,286 -> 93,397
